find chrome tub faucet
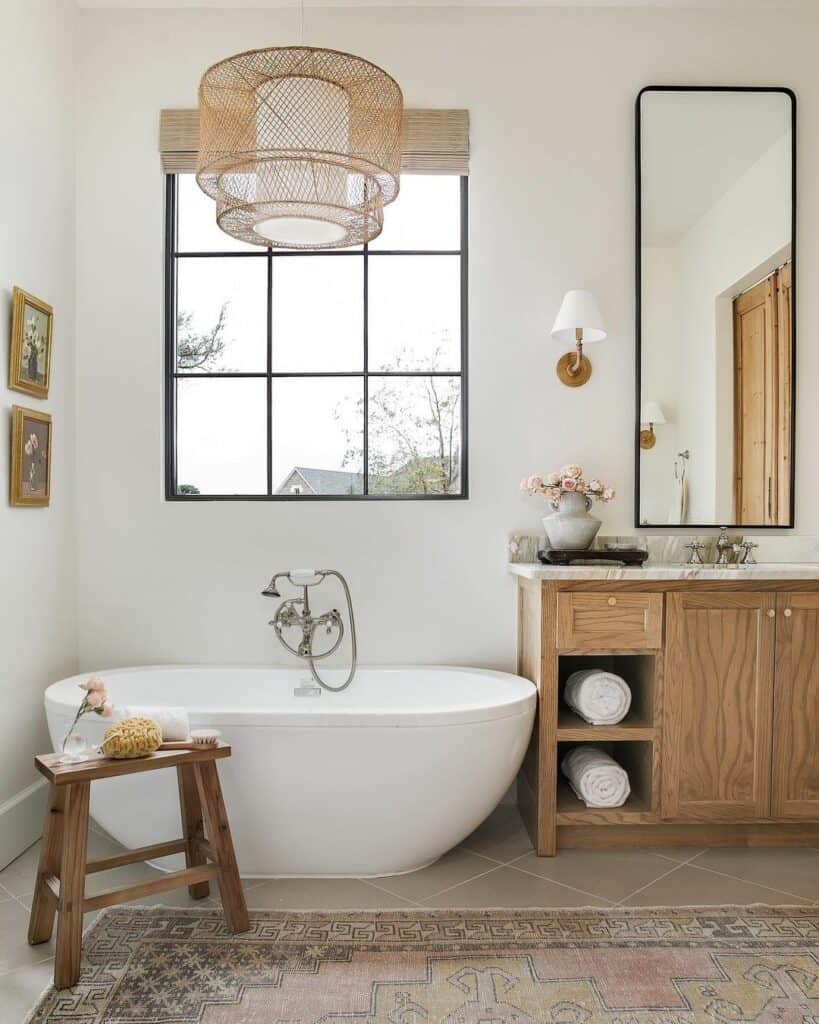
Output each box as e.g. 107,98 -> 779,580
262,569 -> 357,693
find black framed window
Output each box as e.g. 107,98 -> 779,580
164,174 -> 468,500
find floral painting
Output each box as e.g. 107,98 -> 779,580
8,286 -> 53,399
10,406 -> 51,507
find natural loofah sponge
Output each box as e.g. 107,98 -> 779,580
101,716 -> 162,759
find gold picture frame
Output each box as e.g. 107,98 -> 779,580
10,406 -> 52,507
9,286 -> 53,399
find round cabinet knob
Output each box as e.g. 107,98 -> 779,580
607,597 -> 617,606
784,608 -> 792,617
767,609 -> 775,618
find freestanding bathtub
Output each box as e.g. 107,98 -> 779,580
44,665 -> 535,877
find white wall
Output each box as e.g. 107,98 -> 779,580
0,1 -> 77,842
74,5 -> 819,673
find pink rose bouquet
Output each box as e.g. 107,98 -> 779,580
520,465 -> 615,506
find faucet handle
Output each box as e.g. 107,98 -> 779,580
738,539 -> 759,565
684,540 -> 705,565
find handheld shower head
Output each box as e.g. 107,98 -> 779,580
261,576 -> 282,598
262,569 -> 322,598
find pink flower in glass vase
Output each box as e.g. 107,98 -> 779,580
574,480 -> 588,493
561,477 -> 578,491
545,487 -> 561,503
602,488 -> 616,502
546,472 -> 561,486
560,464 -> 583,479
588,479 -> 603,493
527,474 -> 543,492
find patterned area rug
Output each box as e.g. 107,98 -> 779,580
27,906 -> 819,1023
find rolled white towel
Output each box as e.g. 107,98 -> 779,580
123,705 -> 190,741
564,669 -> 632,726
561,746 -> 631,808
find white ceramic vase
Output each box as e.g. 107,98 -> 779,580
543,491 -> 602,551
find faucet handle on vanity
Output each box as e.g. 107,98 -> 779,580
737,539 -> 759,565
684,540 -> 705,565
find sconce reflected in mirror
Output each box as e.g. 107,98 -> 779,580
640,400 -> 667,450
552,290 -> 607,388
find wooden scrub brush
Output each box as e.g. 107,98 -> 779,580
158,729 -> 221,750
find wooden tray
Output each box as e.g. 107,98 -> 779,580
538,548 -> 648,567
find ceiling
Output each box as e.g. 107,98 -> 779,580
641,91 -> 791,245
75,0 -> 819,8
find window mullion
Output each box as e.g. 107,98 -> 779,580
363,244 -> 369,496
267,250 -> 273,496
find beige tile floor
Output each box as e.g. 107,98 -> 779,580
2,804 -> 819,1020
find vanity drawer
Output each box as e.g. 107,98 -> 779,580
556,592 -> 663,651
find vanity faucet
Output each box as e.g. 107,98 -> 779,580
716,527 -> 733,565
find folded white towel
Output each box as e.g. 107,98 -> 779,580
123,705 -> 190,741
563,669 -> 632,726
561,746 -> 631,808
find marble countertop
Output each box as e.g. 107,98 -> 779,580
509,561 -> 819,581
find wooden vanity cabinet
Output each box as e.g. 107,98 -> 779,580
662,591 -> 775,821
517,577 -> 819,856
772,592 -> 819,819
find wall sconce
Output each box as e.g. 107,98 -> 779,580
640,400 -> 666,450
551,290 -> 607,388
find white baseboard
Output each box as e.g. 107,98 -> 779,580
0,779 -> 47,870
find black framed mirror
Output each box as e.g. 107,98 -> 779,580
636,86 -> 796,528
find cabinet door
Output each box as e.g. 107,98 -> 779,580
772,592 -> 819,819
663,592 -> 775,821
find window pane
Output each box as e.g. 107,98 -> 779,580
367,376 -> 461,495
176,378 -> 267,495
370,175 -> 460,251
272,257 -> 363,372
177,174 -> 259,253
368,256 -> 460,371
272,378 -> 363,495
176,257 -> 267,372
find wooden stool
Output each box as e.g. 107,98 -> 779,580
28,743 -> 249,989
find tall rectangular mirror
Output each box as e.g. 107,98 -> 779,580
636,87 -> 795,527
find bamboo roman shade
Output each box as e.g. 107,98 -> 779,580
160,107 -> 469,176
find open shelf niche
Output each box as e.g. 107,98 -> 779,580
556,739 -> 659,825
554,653 -> 661,824
556,653 -> 660,740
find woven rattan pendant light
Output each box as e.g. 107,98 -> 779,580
196,46 -> 403,249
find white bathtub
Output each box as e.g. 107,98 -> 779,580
44,665 -> 535,877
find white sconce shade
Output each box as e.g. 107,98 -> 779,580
551,289 -> 606,387
641,401 -> 667,426
551,290 -> 607,344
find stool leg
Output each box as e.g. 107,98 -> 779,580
54,782 -> 90,990
195,762 -> 249,933
177,764 -> 210,899
28,784 -> 66,945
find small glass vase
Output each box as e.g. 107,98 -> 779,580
58,728 -> 89,765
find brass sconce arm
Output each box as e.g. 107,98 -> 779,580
556,328 -> 592,387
